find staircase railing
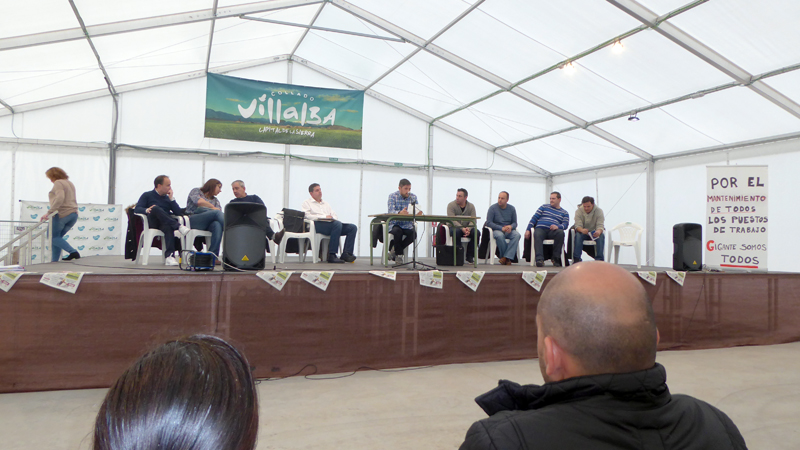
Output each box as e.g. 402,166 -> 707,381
0,217 -> 52,266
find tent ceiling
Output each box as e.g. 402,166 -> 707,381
1,0 -> 799,175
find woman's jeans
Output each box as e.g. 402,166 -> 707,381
51,212 -> 78,262
189,207 -> 224,255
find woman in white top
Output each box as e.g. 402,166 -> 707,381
41,167 -> 80,261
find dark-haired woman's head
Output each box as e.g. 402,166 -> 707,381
94,335 -> 258,450
200,179 -> 223,199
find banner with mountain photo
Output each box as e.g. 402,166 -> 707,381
204,73 -> 364,149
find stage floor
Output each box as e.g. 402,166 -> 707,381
12,254 -> 728,275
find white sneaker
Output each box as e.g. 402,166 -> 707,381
165,256 -> 179,266
177,225 -> 191,237
395,254 -> 404,264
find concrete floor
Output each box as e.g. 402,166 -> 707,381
2,343 -> 799,449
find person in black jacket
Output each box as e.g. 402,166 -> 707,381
459,261 -> 747,450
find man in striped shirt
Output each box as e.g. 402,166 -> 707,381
525,192 -> 569,267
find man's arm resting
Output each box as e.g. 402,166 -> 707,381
459,421 -> 500,450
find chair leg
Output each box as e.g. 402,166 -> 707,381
635,242 -> 641,268
137,231 -> 147,265
488,239 -> 496,265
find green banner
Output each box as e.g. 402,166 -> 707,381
204,73 -> 364,149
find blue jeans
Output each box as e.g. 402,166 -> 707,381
314,220 -> 357,255
492,229 -> 521,260
574,231 -> 605,261
51,212 -> 78,262
189,207 -> 223,255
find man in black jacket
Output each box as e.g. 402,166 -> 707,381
459,261 -> 747,450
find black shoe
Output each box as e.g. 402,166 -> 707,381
341,252 -> 357,263
63,252 -> 80,261
273,229 -> 285,245
535,260 -> 544,267
573,258 -> 582,263
327,254 -> 345,264
552,258 -> 562,267
466,256 -> 474,264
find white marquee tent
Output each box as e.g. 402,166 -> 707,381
1,0 -> 799,270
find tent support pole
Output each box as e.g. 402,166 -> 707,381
426,123 -> 434,257
646,160 -> 655,266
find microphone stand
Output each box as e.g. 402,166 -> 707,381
395,200 -> 435,271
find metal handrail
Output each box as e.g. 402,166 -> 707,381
0,216 -> 52,266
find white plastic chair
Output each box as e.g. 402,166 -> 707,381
608,222 -> 643,268
277,218 -> 317,263
570,227 -> 596,262
134,213 -> 165,265
314,228 -> 345,262
440,224 -> 471,255
529,236 -> 565,266
484,226 -> 520,265
176,216 -> 212,254
265,218 -> 280,264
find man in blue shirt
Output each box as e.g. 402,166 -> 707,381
134,175 -> 190,266
525,192 -> 569,267
229,180 -> 284,244
387,178 -> 423,263
485,191 -> 520,265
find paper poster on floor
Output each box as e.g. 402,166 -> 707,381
456,271 -> 484,292
369,271 -> 396,281
0,272 -> 24,293
637,271 -> 657,285
666,271 -> 686,286
419,271 -> 443,289
522,271 -> 547,291
301,271 -> 333,291
39,272 -> 84,294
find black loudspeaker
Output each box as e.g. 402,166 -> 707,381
673,223 -> 702,271
435,245 -> 465,266
223,202 -> 267,271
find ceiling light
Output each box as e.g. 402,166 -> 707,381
612,40 -> 624,53
562,62 -> 576,74
628,112 -> 639,121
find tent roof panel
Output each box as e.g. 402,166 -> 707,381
668,0 -> 800,75
92,22 -> 210,86
635,0 -> 693,16
0,0 -> 77,39
762,70 -> 800,107
370,51 -> 499,117
508,129 -> 638,173
660,86 -> 800,144
345,0 -> 474,41
595,108 -> 722,157
477,0 -> 640,57
0,40 -> 106,106
578,29 -> 734,105
440,92 -> 574,146
73,0 -> 208,26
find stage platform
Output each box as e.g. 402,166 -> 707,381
2,255 -> 799,393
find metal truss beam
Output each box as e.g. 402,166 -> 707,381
0,0 -> 322,51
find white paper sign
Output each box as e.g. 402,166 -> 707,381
419,271 -> 443,289
257,271 -> 293,291
300,271 -> 333,291
456,271 -> 484,292
39,272 -> 85,294
369,270 -> 397,281
637,271 -> 658,285
706,165 -> 768,270
666,271 -> 686,286
522,271 -> 547,291
0,272 -> 24,293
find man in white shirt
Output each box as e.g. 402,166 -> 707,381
301,183 -> 358,263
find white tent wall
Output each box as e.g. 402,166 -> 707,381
554,164 -> 649,266
0,145 -> 13,223
654,138 -> 800,273
0,97 -> 113,143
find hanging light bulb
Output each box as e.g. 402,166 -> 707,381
628,112 -> 639,121
612,40 -> 624,53
563,62 -> 576,74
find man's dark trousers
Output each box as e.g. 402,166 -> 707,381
390,225 -> 415,255
147,206 -> 180,256
314,220 -> 357,255
533,227 -> 565,263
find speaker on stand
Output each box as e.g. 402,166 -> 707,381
223,202 -> 267,271
673,223 -> 702,271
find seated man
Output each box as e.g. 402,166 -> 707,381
525,191 -> 569,267
446,188 -> 480,264
134,175 -> 190,266
387,178 -> 423,264
459,261 -> 747,450
302,183 -> 357,264
573,195 -> 605,262
229,180 -> 284,245
485,191 -> 520,265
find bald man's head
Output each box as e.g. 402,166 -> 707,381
537,261 -> 657,378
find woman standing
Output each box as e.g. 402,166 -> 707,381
42,167 -> 80,261
186,178 -> 224,256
